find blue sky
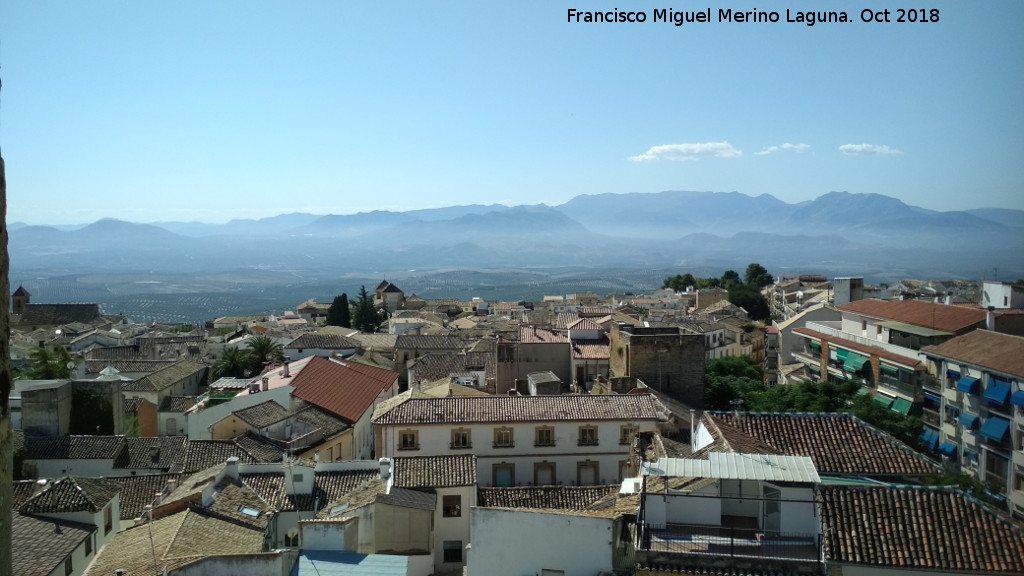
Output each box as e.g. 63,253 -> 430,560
2,1 -> 1022,224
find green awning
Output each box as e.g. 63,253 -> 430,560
873,393 -> 894,408
880,364 -> 898,374
891,397 -> 913,416
809,341 -> 820,349
835,348 -> 850,361
856,387 -> 872,397
844,353 -> 869,372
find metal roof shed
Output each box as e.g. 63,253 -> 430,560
639,452 -> 821,484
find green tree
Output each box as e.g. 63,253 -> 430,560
849,393 -> 923,446
352,285 -> 381,333
721,270 -> 741,289
704,357 -> 767,410
744,263 -> 773,288
245,335 -> 286,373
727,284 -> 770,321
694,277 -> 722,290
663,273 -> 696,292
326,293 -> 351,327
212,347 -> 252,379
27,346 -> 78,379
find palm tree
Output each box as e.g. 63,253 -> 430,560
245,335 -> 285,373
212,347 -> 251,379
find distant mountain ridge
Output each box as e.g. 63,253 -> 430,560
9,191 -> 1023,279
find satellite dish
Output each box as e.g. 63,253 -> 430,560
67,361 -> 76,370
55,329 -> 62,336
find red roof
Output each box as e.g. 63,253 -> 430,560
838,299 -> 986,333
289,356 -> 398,423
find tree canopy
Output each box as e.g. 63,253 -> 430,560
351,285 -> 383,333
326,293 -> 351,328
26,346 -> 78,379
661,263 -> 772,321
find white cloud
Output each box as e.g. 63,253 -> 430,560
630,142 -> 742,162
839,143 -> 903,155
754,142 -> 810,156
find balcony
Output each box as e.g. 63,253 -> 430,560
805,322 -> 919,362
923,409 -> 940,427
638,523 -> 821,564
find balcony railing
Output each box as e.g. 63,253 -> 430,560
638,523 -> 821,563
922,409 -> 940,427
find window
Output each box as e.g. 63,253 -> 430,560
964,449 -> 980,468
534,461 -> 556,486
104,504 -> 112,535
451,428 -> 472,449
399,430 -> 419,451
861,320 -> 867,331
619,425 -> 637,445
443,495 -> 462,517
577,461 -> 599,486
493,463 -> 515,487
579,426 -> 598,446
443,540 -> 463,563
619,460 -> 631,482
535,426 -> 555,447
493,427 -> 514,448
284,528 -> 300,547
944,405 -> 961,424
876,325 -> 883,335
238,505 -> 262,518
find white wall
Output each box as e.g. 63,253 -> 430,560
432,485 -> 474,573
31,459 -> 115,479
666,483 -> 720,526
468,508 -> 614,576
778,485 -> 818,535
300,518 -> 355,551
187,386 -> 293,440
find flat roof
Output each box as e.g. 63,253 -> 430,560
877,320 -> 953,338
639,452 -> 821,484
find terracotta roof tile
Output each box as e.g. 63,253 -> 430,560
232,400 -> 291,429
373,394 -> 667,426
105,473 -> 184,521
838,299 -> 986,333
395,335 -> 465,350
24,435 -> 126,460
114,436 -> 188,472
289,356 -> 398,423
392,455 -> 477,488
13,513 -> 94,576
241,469 -> 377,513
20,476 -> 120,514
122,359 -> 207,392
711,412 -> 941,477
478,485 -> 616,510
519,326 -> 568,343
572,338 -> 610,360
821,485 -> 1024,572
285,333 -> 360,350
922,330 -> 1024,378
159,396 -> 197,412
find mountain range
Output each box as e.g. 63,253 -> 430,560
10,191 -> 1024,281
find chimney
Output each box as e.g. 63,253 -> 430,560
282,362 -> 291,378
261,376 -> 269,392
945,292 -> 952,306
379,457 -> 391,480
225,456 -> 240,480
987,306 -> 996,331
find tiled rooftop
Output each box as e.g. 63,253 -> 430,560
114,436 -> 188,472
409,352 -> 496,382
24,435 -> 126,460
122,358 -> 207,392
85,359 -> 179,375
478,485 -> 617,510
392,455 -> 477,488
20,476 -> 120,514
285,332 -> 361,350
183,438 -> 284,473
373,394 -> 667,426
838,299 -> 987,333
241,469 -> 378,513
105,473 -> 184,521
922,329 -> 1024,378
395,335 -> 466,350
821,485 -> 1024,572
572,338 -> 610,360
711,412 -> 941,477
289,356 -> 399,423
519,325 -> 568,344
159,395 -> 197,412
233,399 -> 292,429
13,513 -> 94,576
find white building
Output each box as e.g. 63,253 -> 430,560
373,394 -> 668,487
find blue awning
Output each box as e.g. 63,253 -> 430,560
938,442 -> 957,457
946,369 -> 961,379
959,413 -> 979,429
924,390 -> 942,403
957,377 -> 979,393
984,379 -> 1011,405
919,428 -> 940,450
980,416 -> 1011,442
1011,391 -> 1024,408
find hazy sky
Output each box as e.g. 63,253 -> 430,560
2,1 -> 1022,224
